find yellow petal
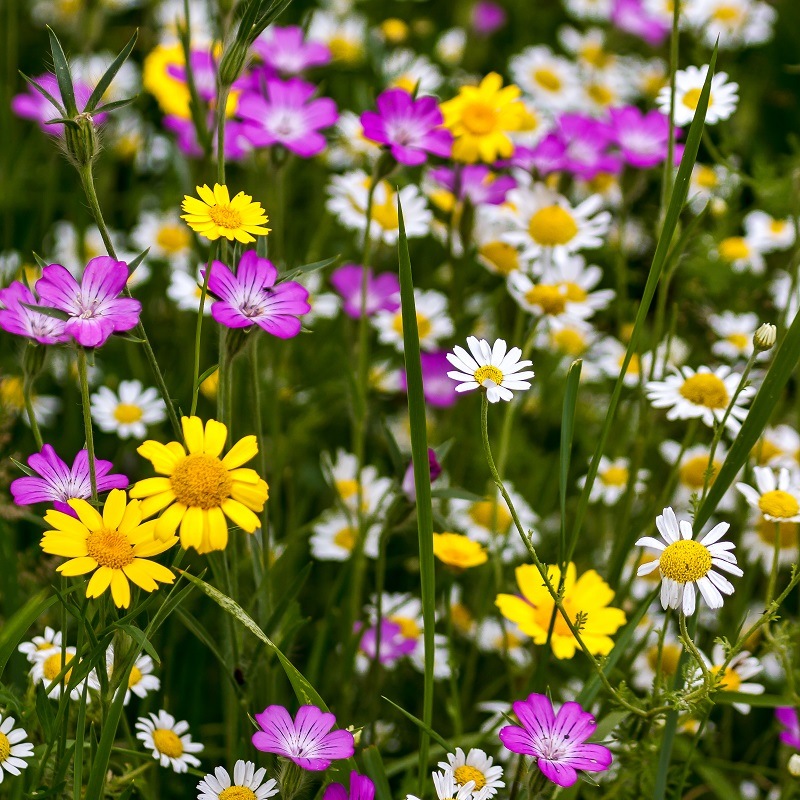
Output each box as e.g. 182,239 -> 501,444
103,489 -> 127,530
43,510 -> 89,537
213,183 -> 231,205
155,502 -> 187,540
130,558 -> 175,586
86,566 -> 114,598
122,559 -> 158,592
69,498 -> 104,531
551,633 -> 578,660
221,499 -> 260,532
139,491 -> 176,519
129,477 -> 172,498
221,435 -> 258,469
228,468 -> 262,484
182,416 -> 205,454
180,506 -> 204,550
137,441 -> 181,475
41,534 -> 89,558
196,184 -> 216,205
230,479 -> 269,510
203,419 -> 228,457
57,556 -> 98,576
207,506 -> 229,551
110,570 -> 131,608
118,500 -> 144,535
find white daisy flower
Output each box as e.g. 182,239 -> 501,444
326,111 -> 381,169
590,337 -> 653,387
690,645 -> 764,713
563,0 -> 614,19
384,48 -> 443,94
558,27 -> 613,72
578,456 -> 649,506
18,626 -> 62,663
474,619 -> 531,668
715,234 -> 766,274
71,52 -> 140,104
631,629 -> 684,691
771,269 -> 800,323
659,441 -> 736,511
131,210 -> 194,269
534,319 -> 598,360
657,64 -> 739,126
688,163 -> 737,212
0,714 -> 35,784
167,266 -> 213,314
708,311 -> 762,360
742,508 -> 798,574
752,424 -> 800,468
473,210 -> 528,277
737,467 -> 800,522
744,210 -> 796,253
197,759 -> 279,800
373,289 -> 453,352
135,710 -> 203,773
577,65 -> 637,115
30,646 -> 90,701
321,450 -> 395,517
307,10 -> 367,65
439,747 -> 505,799
407,770 -> 486,800
434,28 -> 467,66
301,271 -> 341,324
684,0 -> 776,49
310,509 -> 381,561
154,0 -> 214,44
636,507 -> 743,615
509,46 -> 582,111
446,337 -> 534,403
645,365 -> 754,434
0,376 -> 60,427
90,380 -> 167,440
88,644 -> 160,705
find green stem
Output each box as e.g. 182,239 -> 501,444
766,521 -> 782,607
22,375 -> 44,450
250,337 -> 271,616
659,0 -> 681,229
191,242 -> 218,415
77,348 -> 98,502
216,86 -> 230,185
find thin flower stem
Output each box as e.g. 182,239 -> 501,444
766,521 -> 782,608
216,86 -> 230,186
250,337 -> 271,614
77,347 -> 98,502
191,242 -> 218,415
22,375 -> 44,450
679,610 -> 710,686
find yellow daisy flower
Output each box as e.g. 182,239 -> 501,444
181,184 -> 271,244
440,72 -> 535,164
433,532 -> 488,569
495,563 -> 626,660
130,416 -> 269,554
40,490 -> 177,609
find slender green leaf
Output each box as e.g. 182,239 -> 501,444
560,359 -> 582,568
73,683 -> 89,800
381,696 -> 451,751
9,457 -> 34,476
278,255 -> 339,283
196,364 -> 219,387
85,31 -> 138,112
114,624 -> 160,665
20,71 -> 65,116
363,746 -> 393,800
32,251 -> 50,270
0,589 -> 56,677
46,26 -> 78,116
20,303 -> 70,321
127,247 -> 149,276
713,692 -> 795,707
174,607 -> 239,689
431,487 -> 484,502
94,96 -> 138,114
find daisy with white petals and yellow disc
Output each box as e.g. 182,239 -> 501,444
737,467 -> 800,522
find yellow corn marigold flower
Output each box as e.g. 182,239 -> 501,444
40,489 -> 177,609
181,184 -> 271,244
495,563 -> 626,660
433,532 -> 488,569
131,416 -> 269,554
440,72 -> 535,164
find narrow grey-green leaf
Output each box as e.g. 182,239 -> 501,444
46,26 -> 78,116
85,31 -> 138,112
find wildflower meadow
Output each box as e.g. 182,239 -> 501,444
3,0 -> 800,797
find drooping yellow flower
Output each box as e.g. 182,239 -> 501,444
131,416 -> 269,554
496,563 -> 626,660
433,532 -> 488,569
440,72 -> 535,164
181,184 -> 271,244
40,490 -> 177,609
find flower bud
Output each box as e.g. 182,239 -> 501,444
754,322 -> 777,352
789,753 -> 800,777
277,759 -> 308,800
64,112 -> 99,167
218,40 -> 250,88
22,341 -> 47,380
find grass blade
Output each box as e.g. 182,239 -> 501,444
85,30 -> 138,112
381,696 -> 451,751
0,589 -> 57,676
362,746 -> 393,800
560,359 -> 582,567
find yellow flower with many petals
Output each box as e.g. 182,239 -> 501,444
40,490 -> 177,609
181,184 -> 271,244
495,563 -> 626,659
433,532 -> 488,569
440,72 -> 535,164
131,416 -> 269,554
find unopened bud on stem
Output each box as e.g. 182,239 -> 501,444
754,322 -> 777,352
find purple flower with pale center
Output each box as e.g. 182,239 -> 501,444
164,114 -> 253,161
11,445 -> 128,514
330,264 -> 400,319
402,448 -> 443,502
0,281 -> 68,344
555,114 -> 621,180
777,707 -> 800,750
252,26 -> 331,75
508,138 -> 564,175
323,772 -> 376,800
611,0 -> 669,46
499,693 -> 613,788
428,166 -> 516,206
361,89 -> 452,167
251,705 -> 355,770
35,257 -> 141,348
206,250 -> 310,338
401,352 -> 460,408
357,619 -> 417,665
11,73 -> 107,136
471,1 -> 508,35
238,78 -> 338,157
609,106 -> 672,169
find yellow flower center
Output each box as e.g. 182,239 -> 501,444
474,365 -> 504,386
469,499 -> 513,533
752,439 -> 782,464
0,732 -> 10,763
758,489 -> 800,519
527,205 -> 579,246
220,788 -> 257,800
587,83 -> 614,106
209,205 -> 243,230
381,18 -> 409,43
479,241 -> 519,275
391,615 -> 421,639
372,194 -> 400,231
461,102 -> 498,135
454,766 -> 487,790
156,224 -> 191,254
328,36 -> 362,63
170,454 -> 232,509
525,282 -> 587,316
532,68 -> 562,92
682,88 -> 714,111
718,236 -> 750,261
695,166 -> 718,189
152,728 -> 184,759
770,219 -> 787,234
590,172 -> 617,193
678,373 -> 729,409
725,333 -> 749,350
601,465 -> 629,487
43,651 -> 74,682
710,665 -> 741,691
129,665 -> 143,687
333,527 -> 357,551
494,631 -> 523,650
0,377 -> 25,409
392,75 -> 417,93
114,403 -> 144,424
580,43 -> 610,69
712,4 -> 741,22
392,312 -> 432,339
646,642 -> 682,677
756,516 -> 798,548
658,539 -> 712,583
551,328 -> 587,356
679,455 -> 719,489
451,602 -> 474,634
86,529 -> 136,569
336,478 -> 359,500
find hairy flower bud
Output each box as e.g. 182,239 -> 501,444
64,112 -> 99,167
754,322 -> 777,352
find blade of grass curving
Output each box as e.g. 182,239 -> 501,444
381,696 -> 451,751
560,360 -> 582,568
278,255 -> 339,282
397,197 -> 436,795
0,589 -> 58,676
85,31 -> 138,112
46,27 -> 78,116
569,45 -> 718,555
362,746 -> 393,800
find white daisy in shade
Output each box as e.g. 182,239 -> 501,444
18,626 -> 62,663
645,365 -> 754,434
310,509 -> 381,561
744,210 -> 796,253
737,467 -> 800,522
321,449 -> 394,516
439,747 -> 505,799
131,210 -> 194,269
508,46 -> 581,111
446,337 -> 534,403
29,646 -> 89,701
742,507 -> 798,574
752,424 -> 800,468
715,235 -> 765,274
475,619 -> 531,668
197,759 -> 279,800
167,267 -> 213,314
0,714 -> 34,784
690,645 -> 764,714
688,163 -> 737,212
684,0 -> 776,49
659,441 -> 736,512
373,289 -> 454,352
631,629 -> 684,691
384,48 -> 443,94
88,644 -> 160,705
636,506 -> 742,615
577,456 -> 648,506
135,710 -> 203,773
708,311 -> 762,361
0,376 -> 60,428
326,111 -> 381,169
657,64 -> 739,126
407,770 -> 486,800
90,380 -> 167,439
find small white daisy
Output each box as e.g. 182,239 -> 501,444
197,759 -> 279,800
407,770 -> 485,800
509,46 -> 582,111
434,28 -> 467,66
321,449 -> 395,517
658,441 -> 736,511
636,506 -> 743,615
30,646 -> 89,701
752,424 -> 800,468
590,337 -> 653,387
373,289 -> 453,353
307,10 -> 367,65
744,210 -> 796,253
715,235 -> 766,274
657,64 -> 739,126
474,619 -> 531,668
708,311 -> 761,361
326,111 -> 381,169
167,266 -> 213,314
691,645 -> 764,713
310,509 -> 381,561
742,508 -> 798,574
135,710 -> 203,773
131,210 -> 194,269
685,0 -> 776,49
631,630 -> 684,691
578,456 -> 648,506
88,644 -> 160,705
71,52 -> 141,104
737,467 -> 800,522
0,376 -> 60,428
90,380 -> 167,439
688,163 -> 737,212
446,337 -> 534,403
439,747 -> 505,799
384,48 -> 443,94
0,713 -> 35,784
18,626 -> 62,663
562,0 -> 614,21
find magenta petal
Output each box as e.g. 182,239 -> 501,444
537,759 -> 578,788
499,726 -> 534,755
323,784 -> 349,800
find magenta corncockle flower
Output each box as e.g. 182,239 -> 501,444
402,448 -> 443,502
252,26 -> 331,75
499,693 -> 612,788
360,89 -> 452,166
238,78 -> 338,157
428,166 -> 516,206
471,1 -> 508,35
164,114 -> 253,161
357,620 -> 417,665
0,282 -> 68,344
777,707 -> 800,749
330,264 -> 400,319
401,352 -> 460,408
11,73 -> 108,136
11,445 -> 128,514
611,0 -> 669,46
609,106 -> 671,168
556,114 -> 621,180
35,257 -> 141,348
323,772 -> 376,800
252,705 -> 355,770
206,250 -> 310,338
